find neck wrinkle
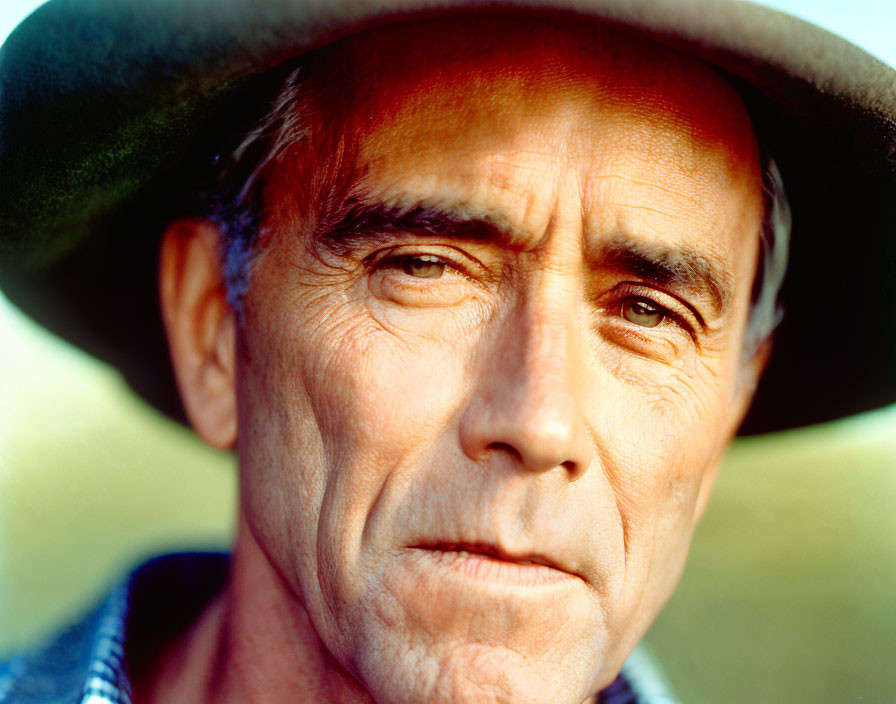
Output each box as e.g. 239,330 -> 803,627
211,516 -> 375,704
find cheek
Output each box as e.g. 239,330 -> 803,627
587,354 -> 735,561
236,265 -> 486,610
285,270 -> 494,483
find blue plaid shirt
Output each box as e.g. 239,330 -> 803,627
0,553 -> 680,704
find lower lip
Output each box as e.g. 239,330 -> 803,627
411,548 -> 579,587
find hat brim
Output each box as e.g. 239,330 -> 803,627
1,0 -> 894,434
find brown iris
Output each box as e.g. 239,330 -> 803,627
621,298 -> 665,328
400,255 -> 446,279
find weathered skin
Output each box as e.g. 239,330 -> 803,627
153,16 -> 765,704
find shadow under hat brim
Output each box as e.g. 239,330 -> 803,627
0,0 -> 894,434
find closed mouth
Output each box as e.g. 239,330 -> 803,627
412,542 -> 577,578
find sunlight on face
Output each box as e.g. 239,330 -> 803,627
236,17 -> 763,704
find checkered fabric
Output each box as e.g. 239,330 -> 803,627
0,579 -> 132,704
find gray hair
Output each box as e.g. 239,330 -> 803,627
746,157 -> 791,357
208,67 -> 314,310
209,68 -> 791,357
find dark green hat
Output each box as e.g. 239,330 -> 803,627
1,0 -> 894,434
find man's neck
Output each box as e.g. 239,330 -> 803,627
134,520 -> 374,704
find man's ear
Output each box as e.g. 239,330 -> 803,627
694,337 -> 772,521
159,219 -> 237,449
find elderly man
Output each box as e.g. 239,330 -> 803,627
0,1 -> 894,703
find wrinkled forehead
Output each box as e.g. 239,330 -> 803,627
313,15 -> 761,178
287,16 -> 763,268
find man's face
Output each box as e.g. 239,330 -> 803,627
233,18 -> 763,704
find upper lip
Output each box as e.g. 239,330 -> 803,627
413,541 -> 571,574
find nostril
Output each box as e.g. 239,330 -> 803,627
486,441 -> 520,459
458,384 -> 593,478
485,440 -> 583,477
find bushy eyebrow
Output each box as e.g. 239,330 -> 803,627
315,199 -> 505,255
315,199 -> 734,320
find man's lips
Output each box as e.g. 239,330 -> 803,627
416,542 -> 558,567
410,542 -> 584,584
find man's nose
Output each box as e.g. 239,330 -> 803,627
458,291 -> 594,480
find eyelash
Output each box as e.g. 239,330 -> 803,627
610,284 -> 697,339
366,247 -> 481,283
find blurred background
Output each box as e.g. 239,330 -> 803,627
1,1 -> 894,702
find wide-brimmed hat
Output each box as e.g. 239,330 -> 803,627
1,0 -> 894,434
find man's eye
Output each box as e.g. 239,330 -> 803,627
621,298 -> 665,328
398,254 -> 446,279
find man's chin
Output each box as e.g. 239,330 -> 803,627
344,550 -> 610,704
353,636 -> 604,704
